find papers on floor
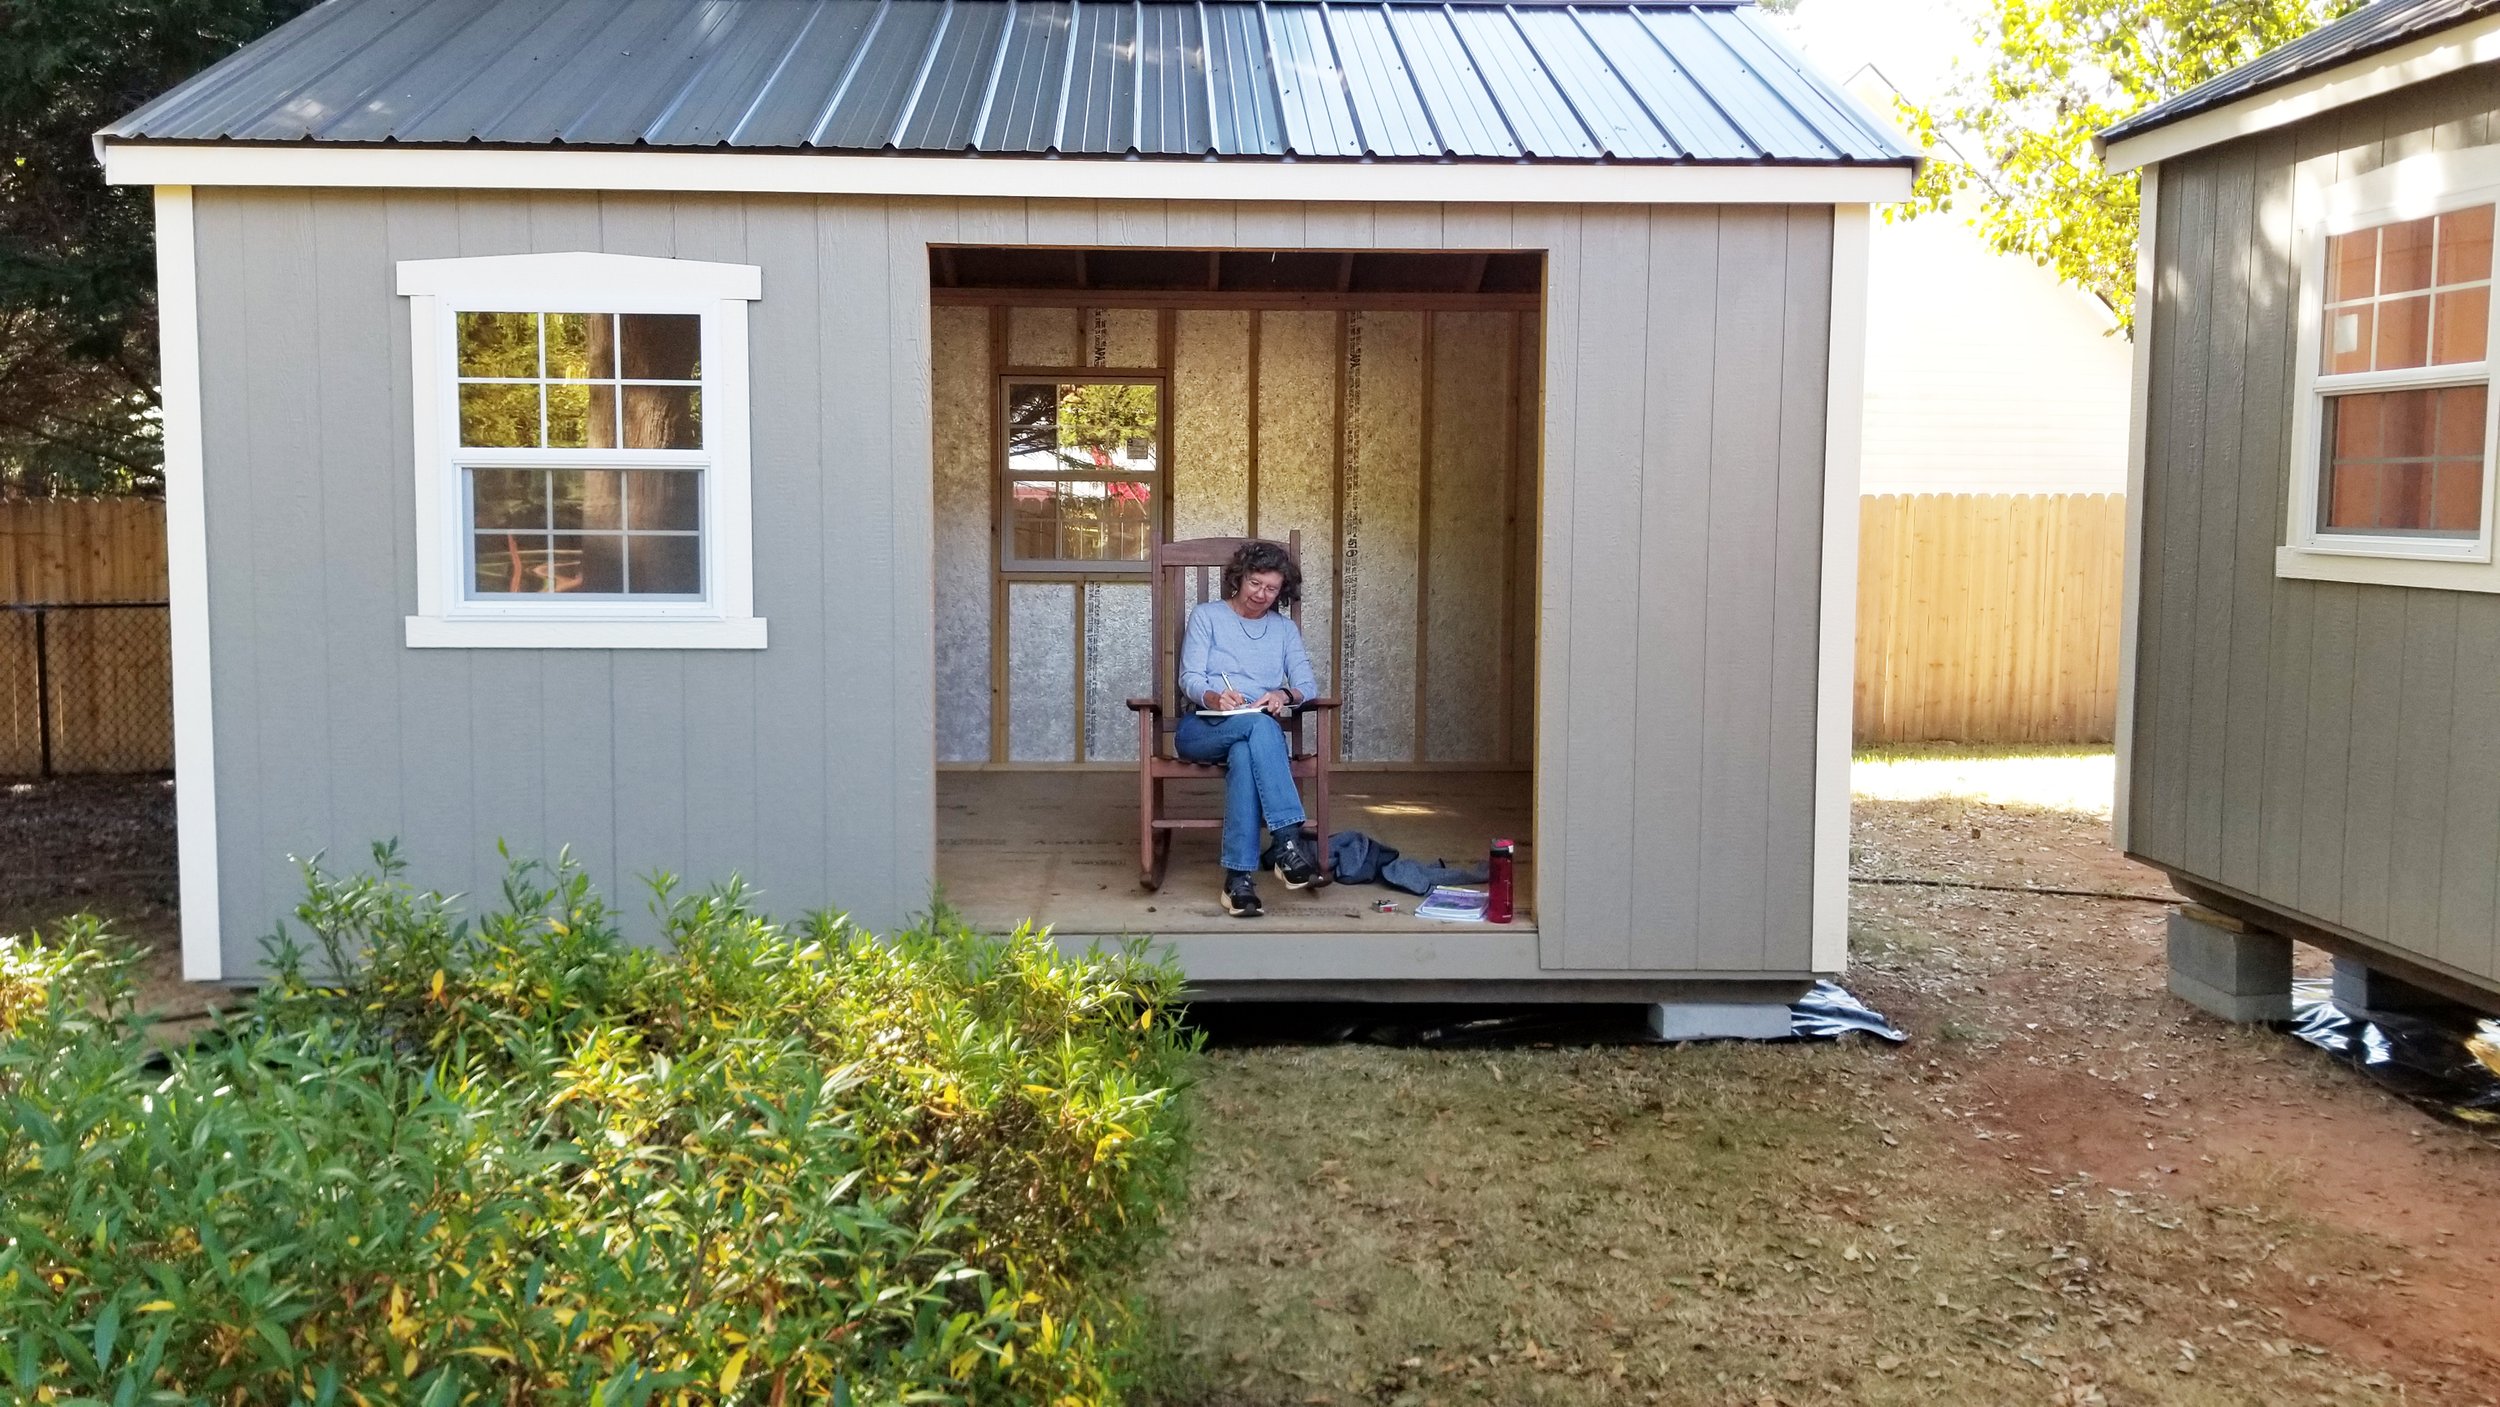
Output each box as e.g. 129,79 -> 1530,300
1415,886 -> 1490,922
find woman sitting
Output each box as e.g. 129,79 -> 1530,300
1176,540 -> 1328,918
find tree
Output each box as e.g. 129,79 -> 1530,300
0,0 -> 320,496
1896,0 -> 2361,335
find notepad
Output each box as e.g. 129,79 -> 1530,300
1415,886 -> 1490,922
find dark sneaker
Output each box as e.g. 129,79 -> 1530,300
1271,827 -> 1329,890
1222,870 -> 1264,918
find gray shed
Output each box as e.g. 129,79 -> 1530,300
102,0 -> 1914,999
2103,0 -> 2500,1010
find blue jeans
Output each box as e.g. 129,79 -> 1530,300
1175,709 -> 1306,872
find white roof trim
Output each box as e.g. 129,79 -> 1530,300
2102,12 -> 2500,173
97,142 -> 1916,206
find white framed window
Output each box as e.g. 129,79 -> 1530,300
2282,146 -> 2500,591
396,252 -> 765,648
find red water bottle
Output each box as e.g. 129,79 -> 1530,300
1487,838 -> 1515,924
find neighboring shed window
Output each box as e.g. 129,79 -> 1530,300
396,254 -> 764,649
1000,377 -> 1164,572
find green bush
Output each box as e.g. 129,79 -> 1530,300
0,847 -> 1195,1405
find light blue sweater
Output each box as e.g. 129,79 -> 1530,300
1179,600 -> 1319,710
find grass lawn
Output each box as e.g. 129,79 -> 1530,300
1131,751 -> 2500,1406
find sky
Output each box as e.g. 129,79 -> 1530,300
1766,0 -> 1991,107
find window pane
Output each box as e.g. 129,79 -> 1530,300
551,470 -> 624,531
2437,383 -> 2488,455
1006,383 -> 1059,469
475,533 -> 552,594
2380,217 -> 2436,293
544,382 -> 593,448
620,314 -> 702,380
589,384 -> 621,450
1055,382 -> 1159,473
457,312 -> 538,378
471,469 -> 545,530
2327,230 -> 2378,304
2440,206 -> 2495,284
1010,479 -> 1155,562
623,385 -> 701,449
626,469 -> 701,530
2321,387 -> 2486,537
550,535 -> 625,594
2326,305 -> 2374,374
2435,287 -> 2490,365
2375,293 -> 2430,370
459,382 -> 541,447
544,312 -> 611,380
627,535 -> 701,594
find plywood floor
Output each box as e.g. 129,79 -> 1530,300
937,769 -> 1534,936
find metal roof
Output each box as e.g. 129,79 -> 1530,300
2102,0 -> 2500,148
101,0 -> 1912,166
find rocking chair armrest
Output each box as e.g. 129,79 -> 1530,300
1296,696 -> 1343,710
1125,697 -> 1165,714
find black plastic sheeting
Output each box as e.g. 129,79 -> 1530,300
2285,978 -> 2500,1131
1188,981 -> 1906,1049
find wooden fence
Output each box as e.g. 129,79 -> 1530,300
1855,493 -> 2126,746
1,499 -> 172,775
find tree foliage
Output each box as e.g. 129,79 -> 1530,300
1897,0 -> 2362,335
0,0 -> 319,496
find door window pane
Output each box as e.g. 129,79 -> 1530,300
1000,379 -> 1163,566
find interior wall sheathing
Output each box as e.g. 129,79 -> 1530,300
1427,310 -> 1515,762
1087,308 -> 1161,368
1339,311 -> 1424,761
1007,306 -> 1080,366
1083,583 -> 1155,761
930,305 -> 994,763
1510,309 -> 1541,765
1006,582 -> 1079,761
1170,310 -> 1254,541
1255,309 -> 1340,699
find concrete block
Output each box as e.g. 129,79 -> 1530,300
2166,908 -> 2292,1023
1648,1002 -> 1794,1042
2330,957 -> 2465,1017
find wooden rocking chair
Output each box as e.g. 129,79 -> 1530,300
1126,534 -> 1338,891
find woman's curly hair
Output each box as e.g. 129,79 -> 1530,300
1222,539 -> 1302,616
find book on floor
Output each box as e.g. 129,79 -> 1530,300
1415,886 -> 1490,922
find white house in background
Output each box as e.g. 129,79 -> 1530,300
1839,67 -> 2133,496
1860,213 -> 2133,494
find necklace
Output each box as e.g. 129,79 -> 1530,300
1239,614 -> 1272,640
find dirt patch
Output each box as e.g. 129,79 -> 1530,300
0,775 -> 227,1027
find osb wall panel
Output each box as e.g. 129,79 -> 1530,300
1083,582 -> 1154,761
1007,307 -> 1080,366
1256,310 -> 1339,698
1006,582 -> 1077,761
930,306 -> 994,762
1086,308 -> 1161,369
1339,311 -> 1423,761
1510,309 -> 1541,765
1427,310 -> 1516,762
1171,310 -> 1253,540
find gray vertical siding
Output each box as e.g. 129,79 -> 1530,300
2133,65 -> 2500,991
194,190 -> 1832,979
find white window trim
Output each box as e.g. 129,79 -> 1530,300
397,252 -> 766,648
2280,145 -> 2500,592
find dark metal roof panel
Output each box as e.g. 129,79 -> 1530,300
2105,0 -> 2500,148
1444,7 -> 1599,158
1510,7 -> 1674,159
104,0 -> 1917,167
1570,6 -> 1752,159
1386,8 -> 1516,157
1327,6 -> 1439,157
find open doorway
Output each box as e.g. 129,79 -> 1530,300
928,245 -> 1543,940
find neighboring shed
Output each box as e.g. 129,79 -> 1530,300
2103,0 -> 2500,1010
102,0 -> 1914,998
